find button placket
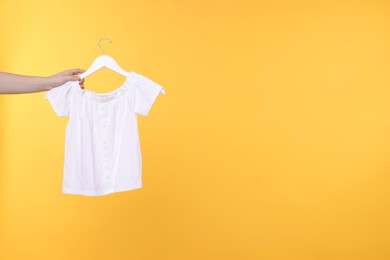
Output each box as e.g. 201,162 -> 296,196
99,103 -> 111,183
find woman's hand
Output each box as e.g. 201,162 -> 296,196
47,69 -> 85,90
0,69 -> 85,94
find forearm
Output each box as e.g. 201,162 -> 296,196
0,72 -> 53,94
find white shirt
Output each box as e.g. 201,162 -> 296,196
45,71 -> 164,196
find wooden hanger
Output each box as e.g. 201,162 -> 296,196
79,38 -> 166,95
79,38 -> 130,79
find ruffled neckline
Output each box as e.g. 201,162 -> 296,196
73,71 -> 136,103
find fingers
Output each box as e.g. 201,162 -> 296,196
65,68 -> 85,89
68,68 -> 85,75
79,78 -> 85,89
64,68 -> 85,79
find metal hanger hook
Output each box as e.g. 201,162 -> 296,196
98,38 -> 112,55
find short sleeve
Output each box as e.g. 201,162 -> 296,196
133,73 -> 164,116
44,81 -> 75,117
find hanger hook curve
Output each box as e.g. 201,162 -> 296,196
98,38 -> 112,55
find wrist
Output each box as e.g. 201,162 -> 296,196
43,76 -> 55,91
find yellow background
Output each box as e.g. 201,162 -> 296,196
1,0 -> 390,259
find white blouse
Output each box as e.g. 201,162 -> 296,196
45,71 -> 165,196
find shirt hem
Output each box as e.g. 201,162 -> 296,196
62,184 -> 142,196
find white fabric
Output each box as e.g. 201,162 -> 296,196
45,71 -> 164,196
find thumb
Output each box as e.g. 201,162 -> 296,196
68,68 -> 85,75
66,69 -> 85,81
